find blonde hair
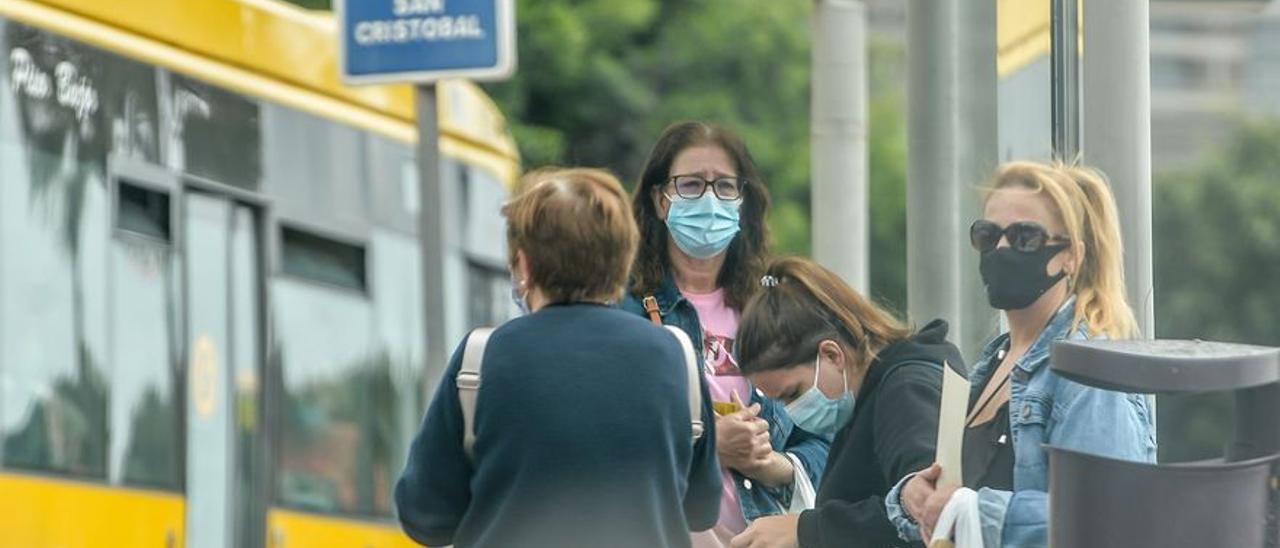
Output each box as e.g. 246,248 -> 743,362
503,167 -> 638,303
987,160 -> 1138,339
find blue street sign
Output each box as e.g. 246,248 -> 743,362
338,0 -> 515,85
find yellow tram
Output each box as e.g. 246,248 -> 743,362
0,0 -> 519,546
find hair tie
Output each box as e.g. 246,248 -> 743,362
760,275 -> 780,288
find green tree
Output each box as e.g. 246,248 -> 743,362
1153,117 -> 1280,461
1154,118 -> 1280,345
483,0 -> 663,173
284,0 -> 912,310
487,1 -> 912,311
281,0 -> 331,9
866,41 -> 909,316
483,1 -> 815,248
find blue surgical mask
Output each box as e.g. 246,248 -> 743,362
511,280 -> 530,316
665,194 -> 741,259
785,351 -> 856,434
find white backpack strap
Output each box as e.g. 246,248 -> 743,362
664,326 -> 704,441
458,327 -> 495,460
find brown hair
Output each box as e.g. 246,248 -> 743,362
629,121 -> 772,310
986,160 -> 1139,339
503,167 -> 638,304
737,257 -> 913,375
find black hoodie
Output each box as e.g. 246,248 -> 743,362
796,319 -> 965,548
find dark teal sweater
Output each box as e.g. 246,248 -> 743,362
394,303 -> 722,548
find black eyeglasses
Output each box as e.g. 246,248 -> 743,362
969,220 -> 1070,253
662,174 -> 747,201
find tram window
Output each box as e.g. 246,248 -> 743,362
280,227 -> 367,292
273,281 -> 395,516
461,165 -> 509,266
0,18 -> 175,483
468,262 -> 513,328
172,75 -> 262,190
274,231 -> 424,517
108,235 -> 180,490
0,123 -> 110,480
116,181 -> 171,241
458,161 -> 471,225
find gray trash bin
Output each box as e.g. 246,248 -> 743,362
1049,446 -> 1278,548
1049,339 -> 1280,548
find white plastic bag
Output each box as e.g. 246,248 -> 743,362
929,487 -> 983,548
785,452 -> 817,512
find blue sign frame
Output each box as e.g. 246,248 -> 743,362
337,0 -> 515,85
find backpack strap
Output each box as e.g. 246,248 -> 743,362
458,327 -> 495,460
664,325 -> 704,441
458,325 -> 703,459
642,295 -> 663,326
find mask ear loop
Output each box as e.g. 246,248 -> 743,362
1060,243 -> 1078,294
814,344 -> 850,398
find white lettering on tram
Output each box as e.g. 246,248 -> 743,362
9,48 -> 52,100
54,62 -> 99,121
353,15 -> 486,47
9,48 -> 99,121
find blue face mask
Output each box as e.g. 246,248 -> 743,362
665,194 -> 741,259
510,278 -> 531,316
784,351 -> 856,435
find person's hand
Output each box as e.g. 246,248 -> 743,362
920,483 -> 960,541
907,464 -> 959,541
730,514 -> 800,548
902,463 -> 941,539
716,393 -> 768,472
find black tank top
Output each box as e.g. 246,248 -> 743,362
963,401 -> 1014,490
963,344 -> 1016,491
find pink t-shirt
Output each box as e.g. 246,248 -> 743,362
684,288 -> 752,546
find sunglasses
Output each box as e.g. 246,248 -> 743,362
969,220 -> 1070,253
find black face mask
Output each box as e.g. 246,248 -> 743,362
979,244 -> 1069,310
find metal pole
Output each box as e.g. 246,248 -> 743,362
906,0 -> 1000,358
812,0 -> 869,294
1082,0 -> 1154,337
417,84 -> 451,398
1052,0 -> 1081,160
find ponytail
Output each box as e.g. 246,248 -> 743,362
1061,164 -> 1139,339
736,257 -> 912,374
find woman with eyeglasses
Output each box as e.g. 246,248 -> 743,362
620,121 -> 830,547
885,161 -> 1157,547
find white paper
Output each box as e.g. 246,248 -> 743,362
785,452 -> 817,513
935,360 -> 970,489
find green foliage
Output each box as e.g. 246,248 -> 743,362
281,0 -> 331,10
866,41 -> 909,316
488,1 -> 912,311
484,0 -> 662,171
1153,118 -> 1280,346
486,0 -> 814,250
278,0 -> 912,309
1153,117 -> 1280,462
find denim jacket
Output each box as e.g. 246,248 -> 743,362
886,297 -> 1156,547
619,276 -> 831,522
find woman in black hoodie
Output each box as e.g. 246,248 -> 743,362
729,257 -> 965,548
